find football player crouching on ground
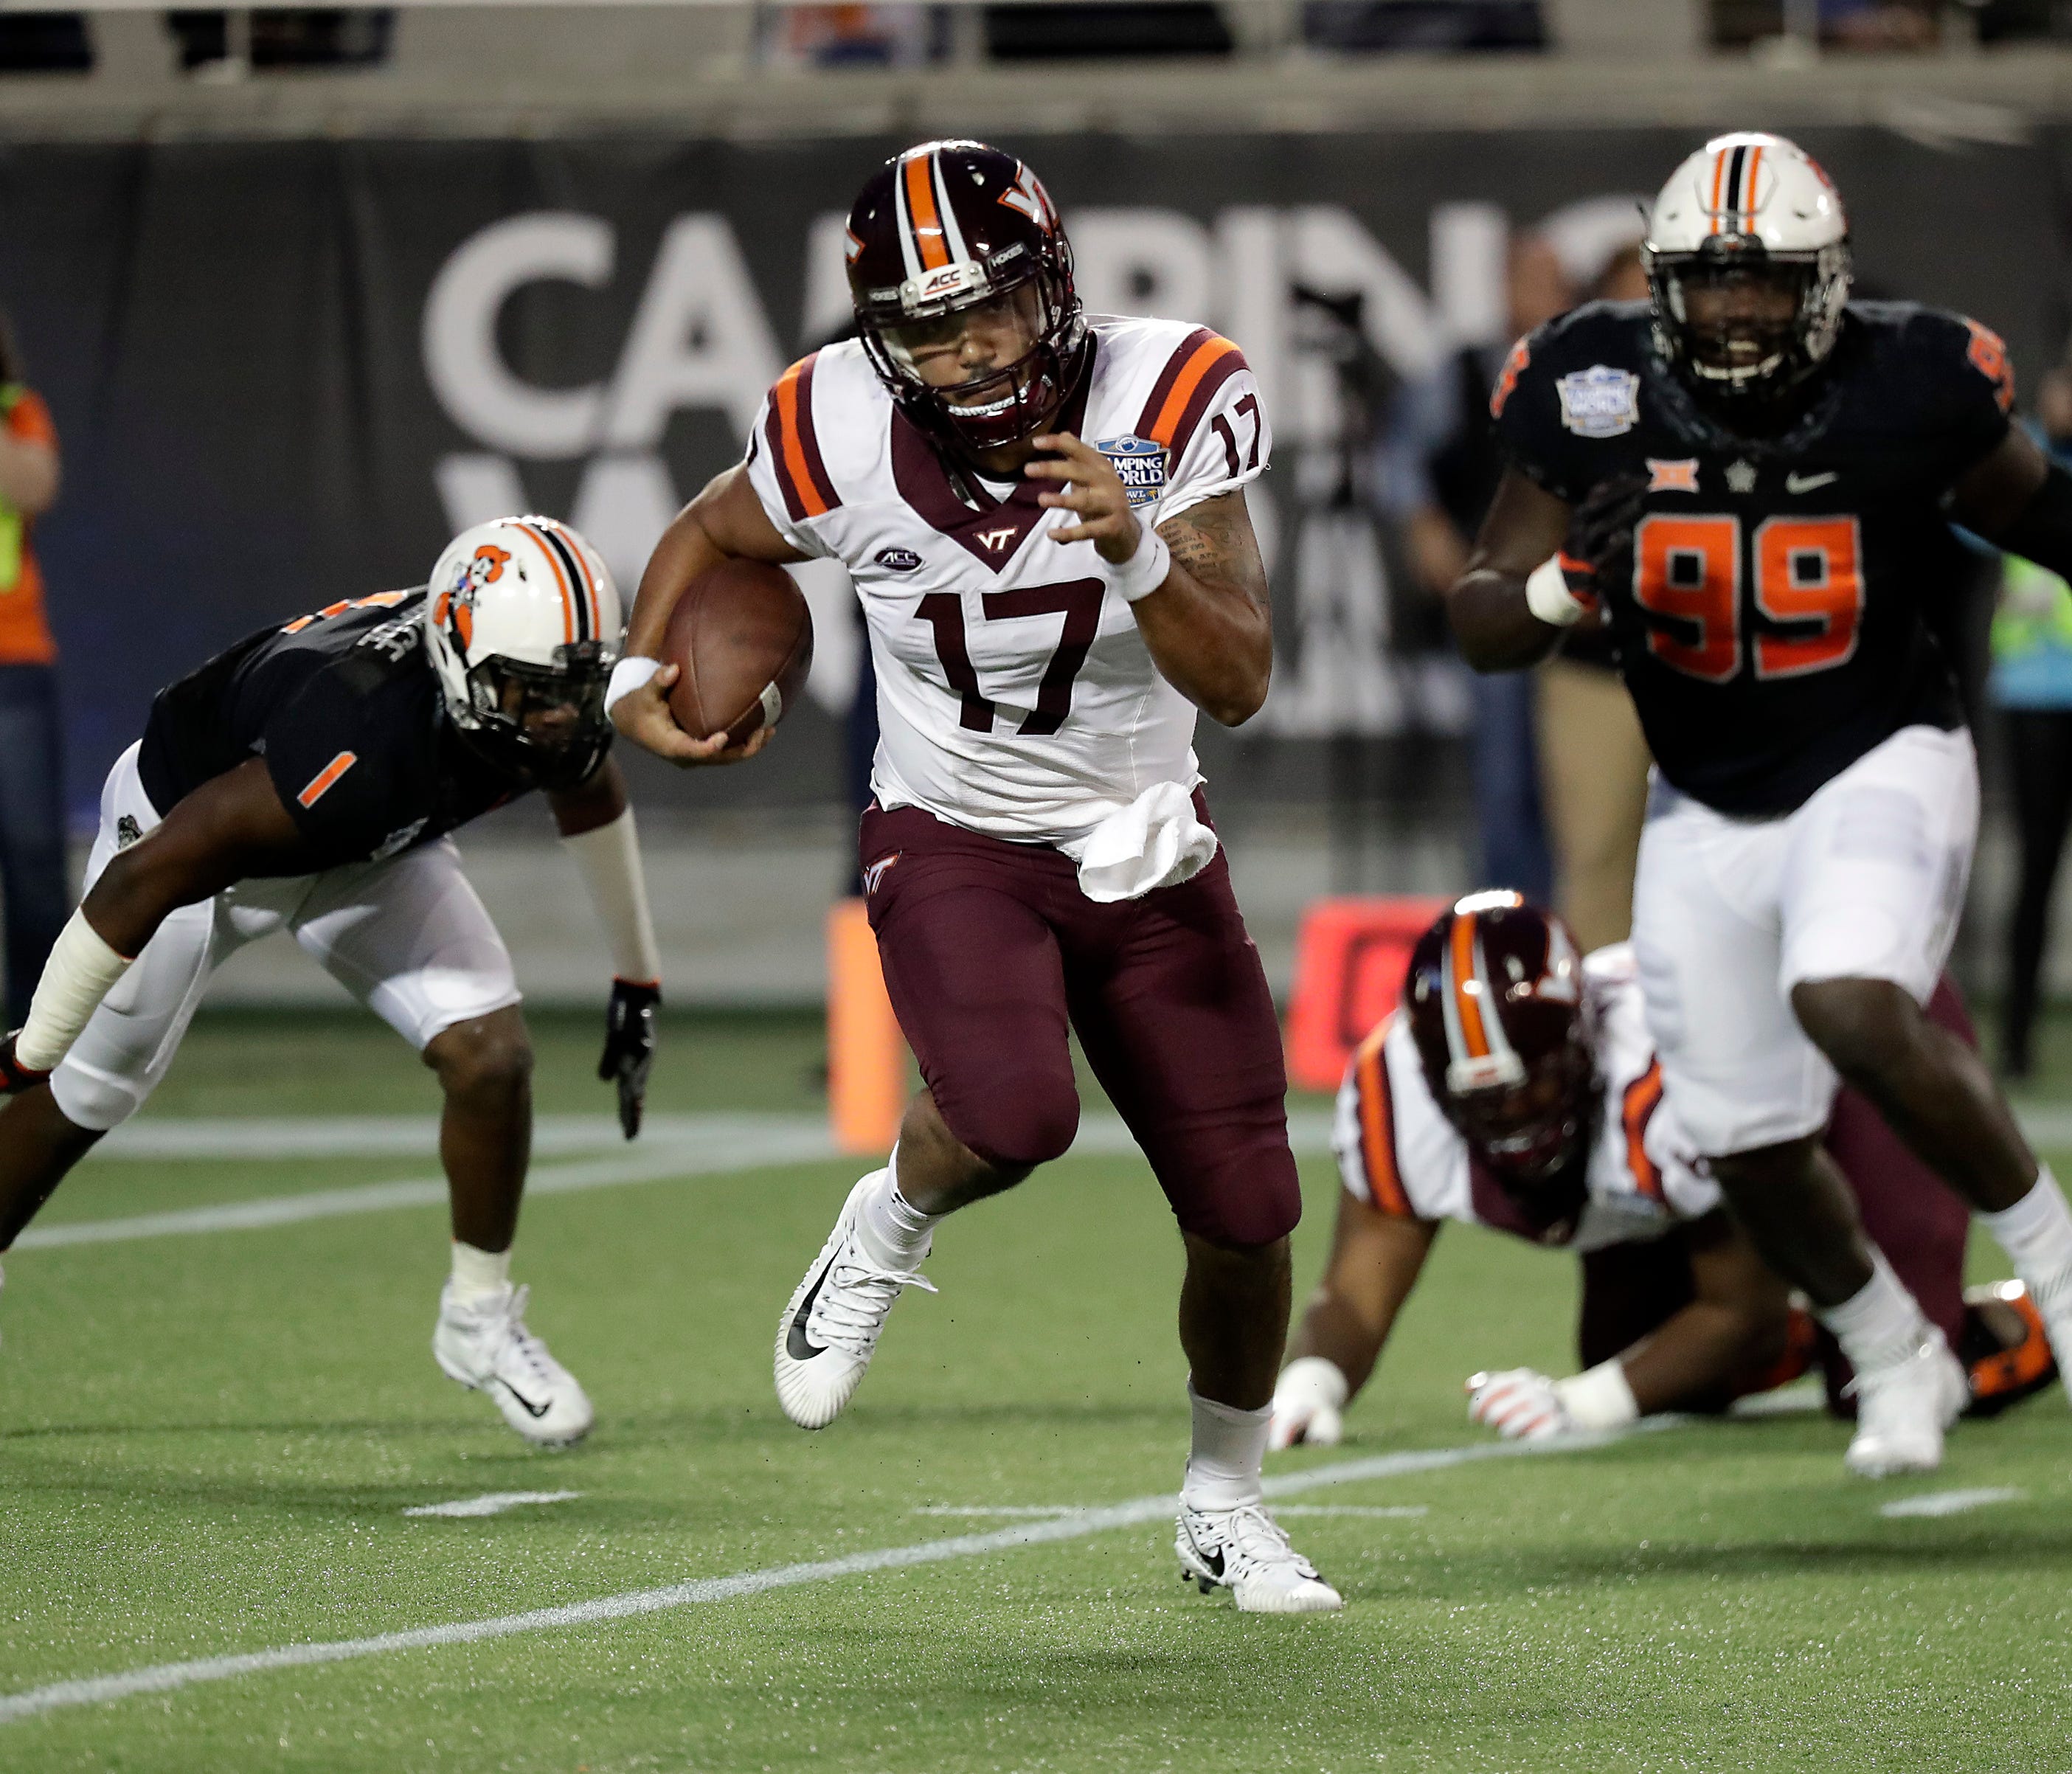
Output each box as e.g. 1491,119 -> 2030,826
1269,895 -> 2057,1463
611,141 -> 1339,1612
1449,132 -> 2072,1475
0,517 -> 664,1448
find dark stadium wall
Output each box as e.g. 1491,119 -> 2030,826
0,127 -> 2061,825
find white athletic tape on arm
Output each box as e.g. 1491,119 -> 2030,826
1112,527 -> 1173,604
561,807 -> 662,986
1523,554 -> 1586,628
1553,1359 -> 1640,1430
604,656 -> 662,718
15,911 -> 134,1070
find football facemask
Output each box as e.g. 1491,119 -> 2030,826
423,516 -> 623,786
848,139 -> 1088,455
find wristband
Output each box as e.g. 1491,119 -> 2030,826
604,655 -> 662,717
1111,527 -> 1173,604
562,807 -> 662,987
16,910 -> 134,1072
1523,554 -> 1587,628
1552,1359 -> 1640,1430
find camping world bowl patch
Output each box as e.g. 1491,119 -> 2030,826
1095,435 -> 1168,510
1556,365 -> 1642,439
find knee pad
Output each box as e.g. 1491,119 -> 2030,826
49,1059 -> 147,1136
940,1070 -> 1080,1172
1172,1139 -> 1303,1249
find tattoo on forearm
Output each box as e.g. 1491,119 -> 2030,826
1158,492 -> 1255,588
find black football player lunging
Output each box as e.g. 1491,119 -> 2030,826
1450,132 -> 2072,1477
0,517 -> 663,1447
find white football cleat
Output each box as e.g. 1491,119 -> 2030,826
1844,1327 -> 1966,1479
775,1173 -> 936,1430
432,1281 -> 594,1448
2023,1266 -> 2072,1397
1176,1502 -> 1344,1615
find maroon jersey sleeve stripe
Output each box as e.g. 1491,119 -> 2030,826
764,353 -> 841,523
1133,326 -> 1217,440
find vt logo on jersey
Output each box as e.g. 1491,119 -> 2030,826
977,525 -> 1018,553
1094,435 -> 1168,510
1556,365 -> 1641,439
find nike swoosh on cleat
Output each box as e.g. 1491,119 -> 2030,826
1186,1528 -> 1224,1580
498,1379 -> 552,1419
787,1264 -> 831,1361
1786,471 -> 1839,493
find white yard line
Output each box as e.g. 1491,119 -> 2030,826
19,1111 -> 1339,1252
0,1423 -> 1666,1725
403,1491 -> 583,1520
1878,1486 -> 2026,1519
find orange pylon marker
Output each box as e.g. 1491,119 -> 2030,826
827,898 -> 907,1156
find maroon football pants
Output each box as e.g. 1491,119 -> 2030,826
861,799 -> 1300,1248
1579,974 -> 1975,1406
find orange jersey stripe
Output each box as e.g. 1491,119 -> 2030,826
1354,1017 -> 1413,1218
1146,335 -> 1241,448
1448,913 -> 1491,1059
297,751 -> 358,809
517,522 -> 578,645
774,361 -> 833,520
904,152 -> 949,271
1622,1061 -> 1666,1201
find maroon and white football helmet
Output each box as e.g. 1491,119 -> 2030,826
845,139 -> 1088,454
1403,892 -> 1597,1185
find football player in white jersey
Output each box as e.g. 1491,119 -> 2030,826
610,141 -> 1337,1612
1268,896 -> 2054,1462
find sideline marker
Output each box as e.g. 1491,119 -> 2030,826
827,898 -> 907,1155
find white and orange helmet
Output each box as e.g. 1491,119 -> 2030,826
424,516 -> 622,783
1642,132 -> 1851,398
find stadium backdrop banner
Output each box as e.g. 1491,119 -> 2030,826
0,128 -> 2063,822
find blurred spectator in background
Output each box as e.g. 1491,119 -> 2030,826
0,312 -> 66,1030
1989,353 -> 2072,1079
1376,229 -> 1574,901
1532,234 -> 1655,950
758,4 -> 946,68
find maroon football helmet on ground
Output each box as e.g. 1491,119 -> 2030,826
845,139 -> 1088,455
1403,892 -> 1597,1184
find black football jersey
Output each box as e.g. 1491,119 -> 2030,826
136,590 -> 546,873
1493,299 -> 2014,814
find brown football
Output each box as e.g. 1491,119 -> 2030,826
659,558 -> 815,746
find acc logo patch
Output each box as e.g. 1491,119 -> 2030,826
1095,435 -> 1167,510
1556,365 -> 1641,439
874,547 -> 924,573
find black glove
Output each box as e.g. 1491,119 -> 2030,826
1568,471 -> 1652,586
598,980 -> 660,1140
0,1030 -> 50,1097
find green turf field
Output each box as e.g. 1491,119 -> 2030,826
2,1008 -> 2070,1772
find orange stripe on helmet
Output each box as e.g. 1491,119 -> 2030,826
1708,146 -> 1728,235
904,150 -> 949,271
543,517 -> 601,639
774,361 -> 833,520
517,521 -> 578,645
1448,912 -> 1491,1060
1354,1016 -> 1413,1218
1147,335 -> 1241,449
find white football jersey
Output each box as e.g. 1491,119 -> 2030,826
743,315 -> 1271,847
1332,946 -> 1718,1252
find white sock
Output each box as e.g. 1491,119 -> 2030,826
1182,1380 -> 1271,1511
856,1152 -> 938,1270
450,1241 -> 511,1306
1815,1249 -> 1929,1374
1979,1168 -> 2072,1312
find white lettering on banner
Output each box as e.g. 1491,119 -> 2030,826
423,212 -> 613,459
600,215 -> 783,447
1070,209 -> 1216,326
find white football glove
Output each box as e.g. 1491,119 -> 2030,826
1269,1357 -> 1350,1450
1465,1367 -> 1574,1441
